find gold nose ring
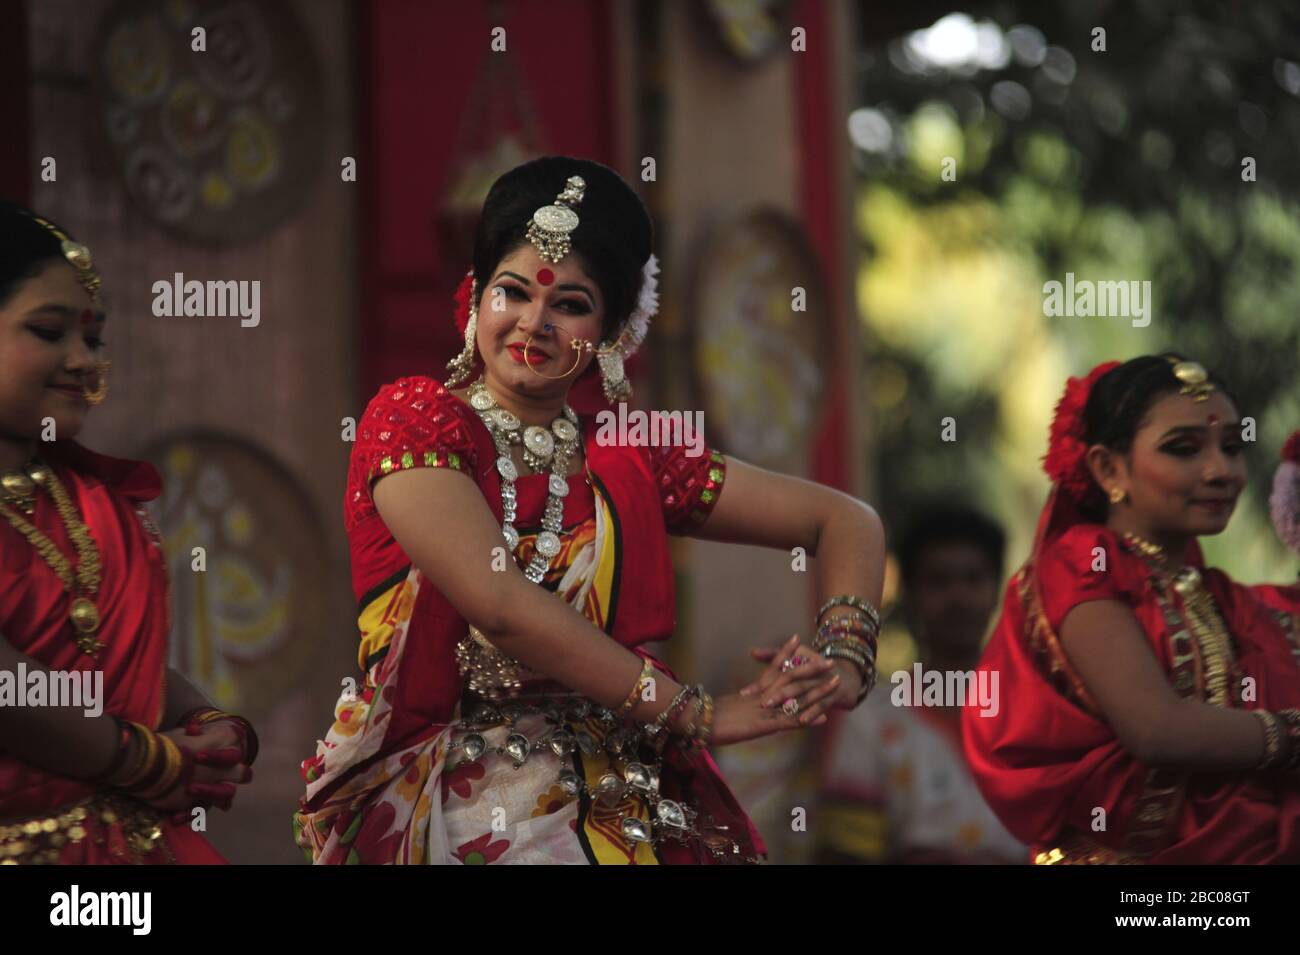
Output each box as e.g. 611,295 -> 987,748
523,332 -> 587,380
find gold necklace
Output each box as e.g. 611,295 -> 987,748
0,461 -> 105,656
1,458 -> 40,515
1122,532 -> 1233,707
1122,532 -> 1166,562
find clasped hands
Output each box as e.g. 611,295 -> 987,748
707,634 -> 861,746
146,719 -> 254,822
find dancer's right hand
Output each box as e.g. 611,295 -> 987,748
709,680 -> 838,746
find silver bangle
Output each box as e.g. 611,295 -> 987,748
647,685 -> 696,739
822,644 -> 876,705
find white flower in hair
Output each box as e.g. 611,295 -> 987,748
612,253 -> 659,359
594,254 -> 659,404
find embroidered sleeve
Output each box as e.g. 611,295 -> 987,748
1037,525 -> 1143,634
345,377 -> 478,529
646,443 -> 727,536
134,503 -> 164,550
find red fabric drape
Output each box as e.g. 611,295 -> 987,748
963,489 -> 1300,863
0,443 -> 224,863
354,1 -> 620,402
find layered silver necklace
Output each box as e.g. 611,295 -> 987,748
468,378 -> 581,584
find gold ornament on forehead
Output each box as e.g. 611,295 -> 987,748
30,215 -> 103,306
525,175 -> 586,264
1168,359 -> 1215,402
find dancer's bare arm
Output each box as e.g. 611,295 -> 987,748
1060,600 -> 1273,770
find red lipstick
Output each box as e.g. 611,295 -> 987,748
506,343 -> 547,366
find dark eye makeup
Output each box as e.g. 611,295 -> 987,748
1159,439 -> 1244,457
28,325 -> 63,343
26,325 -> 106,350
495,282 -> 592,315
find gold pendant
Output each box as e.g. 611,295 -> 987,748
70,596 -> 99,632
70,598 -> 103,655
2,469 -> 35,498
1,469 -> 37,514
74,631 -> 105,656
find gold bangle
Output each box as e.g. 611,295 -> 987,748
693,691 -> 714,746
676,691 -> 715,755
616,658 -> 655,717
130,729 -> 167,796
115,722 -> 157,789
137,735 -> 183,800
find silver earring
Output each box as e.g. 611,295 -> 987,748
445,279 -> 479,388
596,345 -> 631,403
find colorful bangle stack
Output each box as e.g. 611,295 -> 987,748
816,595 -> 881,635
814,594 -> 881,706
177,706 -> 260,766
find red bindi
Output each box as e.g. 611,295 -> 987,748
1207,414 -> 1220,425
536,268 -> 554,286
80,308 -> 95,325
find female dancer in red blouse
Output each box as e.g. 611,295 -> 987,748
964,354 -> 1300,864
0,203 -> 257,864
294,157 -> 886,864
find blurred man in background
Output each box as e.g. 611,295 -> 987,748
816,505 -> 1025,864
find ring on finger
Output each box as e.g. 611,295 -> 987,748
780,654 -> 807,674
794,676 -> 838,711
781,697 -> 800,717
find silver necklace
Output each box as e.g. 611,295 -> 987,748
468,379 -> 581,584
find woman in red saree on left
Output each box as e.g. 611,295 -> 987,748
0,203 -> 257,864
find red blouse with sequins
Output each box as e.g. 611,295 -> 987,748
347,376 -> 725,538
343,377 -> 727,666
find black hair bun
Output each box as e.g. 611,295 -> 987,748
472,157 -> 653,341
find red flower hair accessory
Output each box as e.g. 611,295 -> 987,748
1042,360 -> 1121,503
1282,430 -> 1300,466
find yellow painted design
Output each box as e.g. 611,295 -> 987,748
356,572 -> 417,672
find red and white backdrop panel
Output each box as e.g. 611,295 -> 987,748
793,0 -> 852,495
352,0 -> 619,401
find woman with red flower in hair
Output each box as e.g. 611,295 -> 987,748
963,353 -> 1300,864
293,157 -> 886,864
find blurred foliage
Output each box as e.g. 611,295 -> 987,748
853,0 -> 1300,581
